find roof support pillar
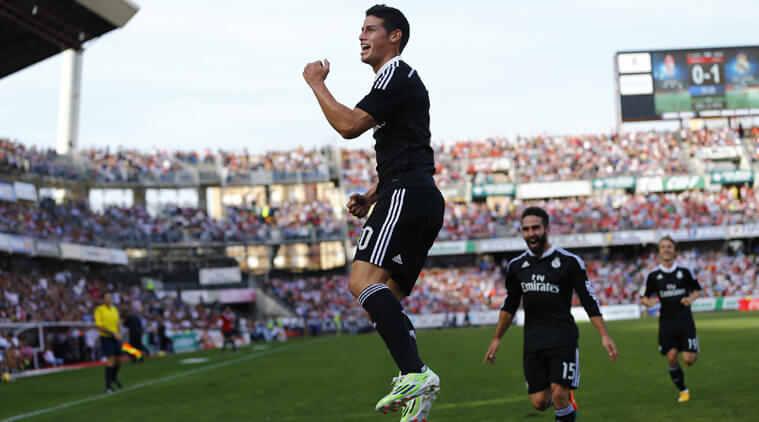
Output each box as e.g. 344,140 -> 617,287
56,48 -> 83,155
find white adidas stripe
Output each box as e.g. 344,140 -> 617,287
380,63 -> 397,90
357,283 -> 389,306
374,63 -> 394,89
369,189 -> 399,264
370,189 -> 405,265
377,189 -> 405,265
572,347 -> 580,388
370,189 -> 401,265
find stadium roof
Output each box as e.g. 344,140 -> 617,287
0,0 -> 138,79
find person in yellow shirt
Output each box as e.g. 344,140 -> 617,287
94,292 -> 123,393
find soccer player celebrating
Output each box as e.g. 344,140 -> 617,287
484,207 -> 618,422
303,5 -> 444,420
94,292 -> 123,393
640,236 -> 701,403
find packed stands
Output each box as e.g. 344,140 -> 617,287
0,199 -> 342,246
0,126 -> 757,352
264,249 -> 759,322
2,127 -> 755,185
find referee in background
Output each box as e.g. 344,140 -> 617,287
95,292 -> 123,392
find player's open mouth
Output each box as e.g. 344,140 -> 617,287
361,43 -> 370,52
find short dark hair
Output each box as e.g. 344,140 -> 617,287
366,4 -> 410,53
521,206 -> 549,228
658,235 -> 677,250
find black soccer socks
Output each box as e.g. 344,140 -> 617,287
358,284 -> 424,374
402,310 -> 419,357
555,404 -> 576,421
105,366 -> 113,389
669,364 -> 686,391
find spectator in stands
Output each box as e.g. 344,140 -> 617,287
42,345 -> 63,367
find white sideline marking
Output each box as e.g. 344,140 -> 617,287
1,339 -> 324,421
179,357 -> 209,365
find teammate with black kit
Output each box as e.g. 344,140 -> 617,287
303,5 -> 443,421
484,207 -> 618,422
640,236 -> 701,403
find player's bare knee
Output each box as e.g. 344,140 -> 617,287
551,389 -> 569,409
684,355 -> 697,366
348,261 -> 392,298
347,275 -> 369,298
530,396 -> 549,411
666,350 -> 679,366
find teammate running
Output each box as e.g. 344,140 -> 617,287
640,236 -> 701,403
484,207 -> 618,422
303,5 -> 443,421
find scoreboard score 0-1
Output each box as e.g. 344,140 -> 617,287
616,46 -> 759,121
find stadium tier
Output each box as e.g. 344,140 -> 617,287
1,127 -> 758,372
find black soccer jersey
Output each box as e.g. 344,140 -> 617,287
643,264 -> 701,329
356,56 -> 436,198
501,246 -> 602,353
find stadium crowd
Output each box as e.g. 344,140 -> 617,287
0,198 -> 342,246
263,248 -> 759,329
0,185 -> 754,249
2,127 -> 755,185
348,186 -> 759,242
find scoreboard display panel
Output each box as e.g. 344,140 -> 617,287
616,46 -> 759,121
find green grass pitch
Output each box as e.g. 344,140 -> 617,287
2,311 -> 758,421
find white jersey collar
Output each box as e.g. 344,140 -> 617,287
526,244 -> 557,259
658,263 -> 678,273
374,55 -> 402,79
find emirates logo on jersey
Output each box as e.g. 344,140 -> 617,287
522,274 -> 560,294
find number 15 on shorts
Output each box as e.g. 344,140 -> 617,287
562,362 -> 576,381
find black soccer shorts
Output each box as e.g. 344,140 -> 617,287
523,344 -> 580,394
353,186 -> 444,296
658,325 -> 699,355
100,337 -> 121,357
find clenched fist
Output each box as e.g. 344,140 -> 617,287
303,59 -> 330,87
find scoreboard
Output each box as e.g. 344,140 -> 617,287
616,46 -> 759,121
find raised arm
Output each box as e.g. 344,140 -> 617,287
303,59 -> 377,139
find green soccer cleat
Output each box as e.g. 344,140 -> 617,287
400,385 -> 440,422
375,367 -> 440,414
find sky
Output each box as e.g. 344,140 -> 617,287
0,0 -> 757,153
